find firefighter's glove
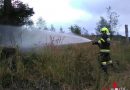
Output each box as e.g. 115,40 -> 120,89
92,40 -> 98,45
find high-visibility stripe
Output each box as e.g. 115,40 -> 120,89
100,49 -> 110,52
107,33 -> 110,35
107,38 -> 110,41
100,38 -> 105,42
98,38 -> 110,44
98,40 -> 101,44
108,60 -> 112,64
98,38 -> 105,44
102,62 -> 107,65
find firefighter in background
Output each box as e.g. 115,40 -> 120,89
92,27 -> 113,73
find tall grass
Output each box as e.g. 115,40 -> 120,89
0,41 -> 130,90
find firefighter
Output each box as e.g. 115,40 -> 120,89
92,27 -> 112,73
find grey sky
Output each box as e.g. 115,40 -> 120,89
70,0 -> 130,35
21,0 -> 130,36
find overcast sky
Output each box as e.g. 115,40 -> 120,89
22,0 -> 130,36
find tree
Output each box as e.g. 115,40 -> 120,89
0,0 -> 34,45
50,24 -> 55,31
107,6 -> 119,34
95,17 -> 110,35
0,0 -> 34,26
69,25 -> 81,35
95,6 -> 119,36
36,17 -> 48,30
82,27 -> 89,36
59,26 -> 64,33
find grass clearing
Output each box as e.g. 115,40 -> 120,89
0,40 -> 130,90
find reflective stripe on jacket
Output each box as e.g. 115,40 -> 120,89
100,49 -> 110,53
97,34 -> 110,50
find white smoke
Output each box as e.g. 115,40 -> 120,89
0,25 -> 91,48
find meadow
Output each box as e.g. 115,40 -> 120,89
0,38 -> 130,90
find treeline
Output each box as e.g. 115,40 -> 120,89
0,1 -> 122,47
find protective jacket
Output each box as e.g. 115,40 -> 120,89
93,34 -> 110,53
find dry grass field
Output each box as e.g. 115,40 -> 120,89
0,39 -> 130,90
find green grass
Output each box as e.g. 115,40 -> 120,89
0,40 -> 130,90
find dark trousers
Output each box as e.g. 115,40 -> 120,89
100,52 -> 111,62
99,52 -> 111,73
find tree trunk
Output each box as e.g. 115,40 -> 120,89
4,0 -> 12,14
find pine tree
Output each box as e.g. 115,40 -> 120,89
69,25 -> 81,35
0,0 -> 34,26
